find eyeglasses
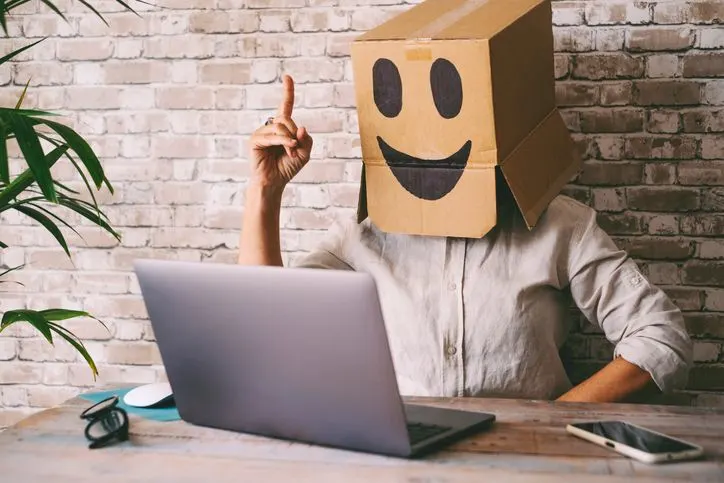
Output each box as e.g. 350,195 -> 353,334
79,396 -> 129,449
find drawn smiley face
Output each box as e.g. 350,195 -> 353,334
371,57 -> 472,201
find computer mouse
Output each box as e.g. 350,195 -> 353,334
123,382 -> 174,408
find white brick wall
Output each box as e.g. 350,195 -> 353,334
1,0 -> 724,428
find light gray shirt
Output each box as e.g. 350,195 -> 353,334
292,195 -> 692,400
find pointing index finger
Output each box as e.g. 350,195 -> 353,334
278,75 -> 294,118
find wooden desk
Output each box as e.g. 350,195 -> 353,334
0,391 -> 722,482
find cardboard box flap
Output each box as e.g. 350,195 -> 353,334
355,0 -> 545,42
500,108 -> 581,229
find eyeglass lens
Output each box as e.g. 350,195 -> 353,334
86,411 -> 125,440
83,397 -> 118,419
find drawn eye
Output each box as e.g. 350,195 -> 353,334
373,58 -> 403,118
430,58 -> 463,119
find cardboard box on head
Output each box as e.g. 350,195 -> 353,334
351,0 -> 582,238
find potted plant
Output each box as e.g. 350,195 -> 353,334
0,1 -> 145,379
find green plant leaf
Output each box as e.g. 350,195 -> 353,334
0,308 -> 101,379
0,122 -> 8,184
47,320 -> 98,378
0,195 -> 45,213
34,132 -> 99,213
1,309 -> 54,344
41,308 -> 110,334
0,4 -> 7,34
33,118 -> 112,194
0,264 -> 25,277
0,264 -> 25,286
3,112 -> 56,202
13,204 -> 71,257
0,108 -> 60,118
57,195 -> 121,241
53,180 -> 80,195
113,0 -> 144,17
26,201 -> 84,243
0,240 -> 7,248
38,0 -> 68,24
15,79 -> 31,110
0,145 -> 67,207
0,38 -> 45,66
77,0 -> 110,26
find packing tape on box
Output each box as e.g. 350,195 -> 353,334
408,0 -> 491,41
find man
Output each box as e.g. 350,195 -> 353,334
238,75 -> 692,404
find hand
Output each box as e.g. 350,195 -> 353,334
248,75 -> 313,191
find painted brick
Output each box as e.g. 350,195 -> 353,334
626,186 -> 701,212
685,313 -> 724,339
646,110 -> 680,133
554,27 -> 595,52
688,366 -> 724,391
552,2 -> 585,26
699,28 -> 724,50
624,136 -> 698,159
577,161 -> 643,186
682,109 -> 724,133
694,342 -> 721,362
703,189 -> 724,211
579,109 -> 644,133
652,2 -> 689,24
572,54 -> 645,80
56,39 -> 114,61
663,287 -> 704,311
554,54 -> 571,79
592,187 -> 626,212
699,240 -> 724,259
688,2 -> 724,24
599,82 -> 633,106
627,27 -> 693,52
199,60 -> 253,84
595,29 -> 624,52
645,215 -> 678,236
584,1 -> 651,25
678,162 -> 724,185
704,80 -> 724,105
645,262 -> 681,285
633,80 -> 702,106
682,53 -> 724,78
1,0 -> 723,422
0,338 -> 17,361
555,83 -> 599,106
616,236 -> 694,260
645,54 -> 680,78
644,163 -> 676,185
681,215 -> 724,236
701,137 -> 724,160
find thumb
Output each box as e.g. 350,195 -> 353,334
297,126 -> 313,151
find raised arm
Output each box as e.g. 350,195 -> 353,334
238,75 -> 313,266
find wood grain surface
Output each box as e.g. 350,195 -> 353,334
1,390 -> 722,482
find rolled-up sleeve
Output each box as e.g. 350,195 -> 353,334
290,220 -> 354,271
566,209 -> 693,393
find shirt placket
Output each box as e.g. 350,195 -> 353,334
442,237 -> 466,397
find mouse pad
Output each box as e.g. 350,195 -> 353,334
79,387 -> 181,422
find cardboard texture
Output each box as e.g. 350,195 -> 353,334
351,0 -> 581,238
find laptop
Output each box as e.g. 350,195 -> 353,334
134,259 -> 495,458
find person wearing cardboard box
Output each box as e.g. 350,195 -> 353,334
238,0 -> 692,403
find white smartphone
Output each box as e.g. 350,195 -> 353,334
566,420 -> 704,464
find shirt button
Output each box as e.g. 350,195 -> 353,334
447,345 -> 457,356
448,282 -> 457,291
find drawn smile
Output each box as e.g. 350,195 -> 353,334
377,136 -> 472,200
